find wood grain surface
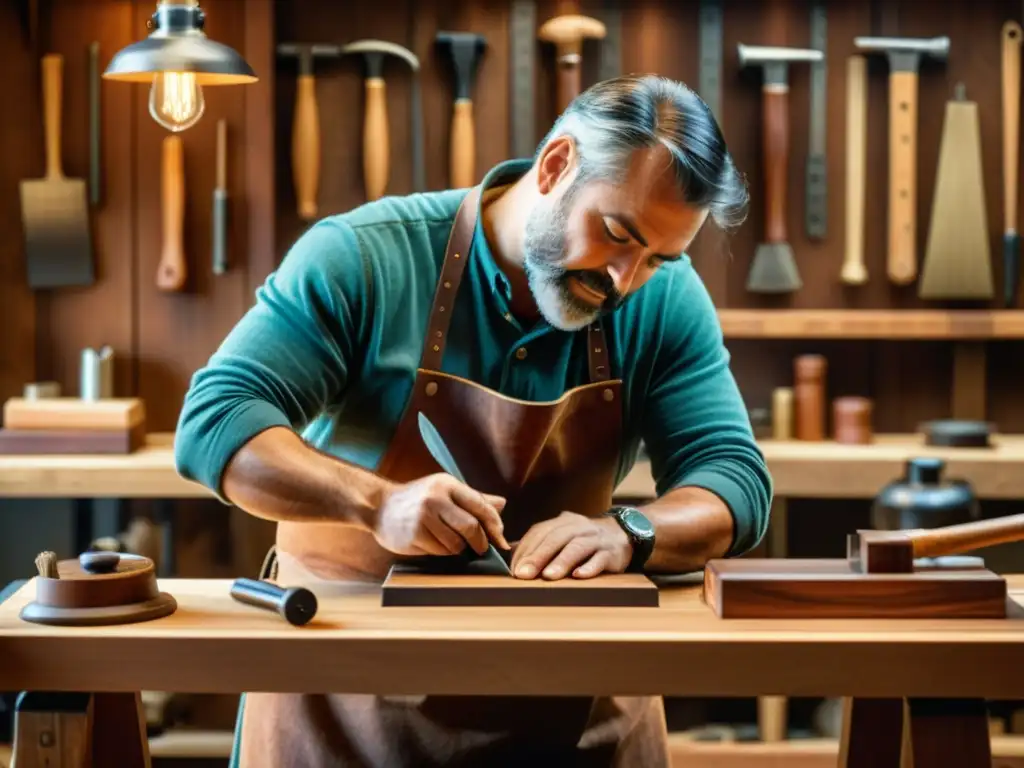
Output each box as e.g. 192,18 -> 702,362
3,432 -> 1024,500
704,558 -> 1009,619
382,570 -> 659,607
2,577 -> 1024,698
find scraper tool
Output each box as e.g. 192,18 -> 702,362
417,412 -> 512,576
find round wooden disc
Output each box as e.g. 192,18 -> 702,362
19,591 -> 177,626
37,552 -> 160,609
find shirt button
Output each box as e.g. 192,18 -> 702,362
515,347 -> 527,360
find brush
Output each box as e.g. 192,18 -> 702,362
35,550 -> 59,579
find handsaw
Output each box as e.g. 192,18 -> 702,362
417,412 -> 512,575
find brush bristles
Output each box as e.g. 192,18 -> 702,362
35,551 -> 59,579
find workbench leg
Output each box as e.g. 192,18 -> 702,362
902,698 -> 991,768
12,690 -> 150,767
838,697 -> 903,767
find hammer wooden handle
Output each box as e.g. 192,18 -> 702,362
842,55 -> 868,285
1003,21 -> 1021,233
888,71 -> 918,284
556,61 -> 580,114
450,98 -> 474,188
158,134 -> 186,292
363,77 -> 389,200
293,74 -> 320,220
763,87 -> 788,243
908,513 -> 1024,560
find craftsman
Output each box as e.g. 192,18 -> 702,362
175,73 -> 772,767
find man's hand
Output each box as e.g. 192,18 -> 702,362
373,473 -> 510,557
510,511 -> 633,580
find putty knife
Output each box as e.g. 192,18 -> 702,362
19,54 -> 94,289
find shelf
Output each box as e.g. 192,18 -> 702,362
666,733 -> 1024,767
718,310 -> 1024,339
617,434 -> 1024,499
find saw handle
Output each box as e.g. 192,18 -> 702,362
888,71 -> 918,284
909,513 -> 1024,560
450,98 -> 474,188
763,87 -> 788,244
42,53 -> 65,180
556,59 -> 581,114
363,77 -> 388,200
842,55 -> 868,285
158,135 -> 186,292
292,74 -> 320,220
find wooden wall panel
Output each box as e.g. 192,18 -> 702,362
0,3 -> 39,401
36,0 -> 136,400
133,0 -> 254,433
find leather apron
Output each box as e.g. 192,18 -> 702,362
235,187 -> 670,767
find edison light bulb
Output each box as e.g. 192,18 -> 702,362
149,71 -> 205,132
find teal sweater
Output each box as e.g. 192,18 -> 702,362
174,159 -> 773,555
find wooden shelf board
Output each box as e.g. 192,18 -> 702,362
718,309 -> 1024,339
667,734 -> 1024,767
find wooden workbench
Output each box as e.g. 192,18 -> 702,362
1,575 -> 1022,767
1,431 -> 1024,500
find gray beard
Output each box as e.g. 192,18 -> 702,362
521,198 -> 603,332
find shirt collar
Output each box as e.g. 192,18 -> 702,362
470,159 -> 534,302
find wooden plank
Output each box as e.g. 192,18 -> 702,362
33,0 -> 136,400
3,577 -> 1024,698
3,432 -> 1024,499
381,570 -> 659,607
718,310 -> 1024,339
243,0 -> 277,299
0,1 -> 39,402
667,734 -> 1024,768
133,0 -> 252,433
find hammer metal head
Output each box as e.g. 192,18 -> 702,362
436,31 -> 486,101
341,39 -> 420,73
737,44 -> 823,67
854,36 -> 950,71
276,43 -> 342,75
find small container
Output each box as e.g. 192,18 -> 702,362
832,396 -> 873,444
871,456 -> 979,531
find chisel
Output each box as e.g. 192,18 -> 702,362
1002,21 -> 1021,307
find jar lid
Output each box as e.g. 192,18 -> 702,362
874,457 -> 976,516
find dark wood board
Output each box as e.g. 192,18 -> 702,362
703,558 -> 1008,619
382,567 -> 660,607
0,423 -> 144,455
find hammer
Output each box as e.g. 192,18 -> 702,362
341,40 -> 422,201
277,44 -> 342,220
848,512 -> 1024,574
538,14 -> 606,114
737,44 -> 823,294
436,32 -> 486,189
854,35 -> 950,285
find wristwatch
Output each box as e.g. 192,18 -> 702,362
605,506 -> 655,571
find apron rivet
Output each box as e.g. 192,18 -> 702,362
432,344 -> 440,352
425,382 -> 438,396
603,389 -> 614,401
454,253 -> 461,259
594,347 -> 602,354
439,306 -> 445,312
435,331 -> 442,338
444,281 -> 451,288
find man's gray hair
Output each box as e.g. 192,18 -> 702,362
536,74 -> 749,232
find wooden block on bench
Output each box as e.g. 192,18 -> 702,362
2,397 -> 145,431
382,566 -> 660,608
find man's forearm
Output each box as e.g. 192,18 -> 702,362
221,426 -> 390,527
639,486 -> 735,573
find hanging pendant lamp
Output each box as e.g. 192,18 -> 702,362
104,0 -> 257,132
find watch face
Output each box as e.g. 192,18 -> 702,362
619,508 -> 654,538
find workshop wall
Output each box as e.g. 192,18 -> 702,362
2,0 -> 1023,568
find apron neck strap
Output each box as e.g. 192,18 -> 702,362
419,186 -> 612,384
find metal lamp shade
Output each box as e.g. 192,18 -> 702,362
103,3 -> 257,85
